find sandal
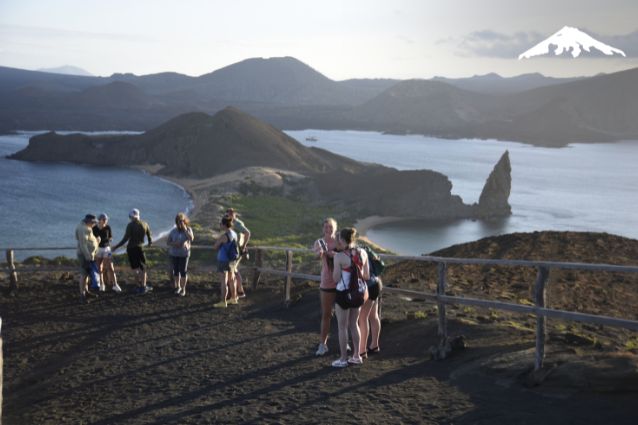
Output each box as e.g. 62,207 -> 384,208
360,351 -> 368,359
367,346 -> 380,355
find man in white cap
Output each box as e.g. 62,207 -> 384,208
113,208 -> 153,293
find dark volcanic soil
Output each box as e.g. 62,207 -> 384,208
1,231 -> 638,424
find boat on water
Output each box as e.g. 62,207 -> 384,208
305,136 -> 318,142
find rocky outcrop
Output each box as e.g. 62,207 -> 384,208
477,150 -> 511,218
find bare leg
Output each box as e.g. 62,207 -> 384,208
320,290 -> 336,345
236,271 -> 244,294
96,257 -> 105,289
348,307 -> 362,361
79,275 -> 87,296
228,271 -> 237,300
335,304 -> 350,361
358,299 -> 373,355
181,274 -> 188,293
220,272 -> 228,301
369,301 -> 381,350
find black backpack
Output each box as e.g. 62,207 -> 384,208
363,245 -> 385,277
343,248 -> 369,308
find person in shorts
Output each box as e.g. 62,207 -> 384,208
225,208 -> 250,298
76,214 -> 99,303
92,213 -> 122,293
312,217 -> 338,356
167,212 -> 194,296
358,269 -> 382,358
113,208 -> 153,294
213,216 -> 238,308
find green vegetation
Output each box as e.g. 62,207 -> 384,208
227,194 -> 355,248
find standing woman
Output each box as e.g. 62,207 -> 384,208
93,213 -> 122,293
358,270 -> 382,358
331,228 -> 369,368
213,216 -> 239,308
312,217 -> 338,356
167,212 -> 194,296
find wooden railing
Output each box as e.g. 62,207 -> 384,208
3,245 -> 638,374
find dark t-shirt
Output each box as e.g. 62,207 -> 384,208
92,225 -> 113,248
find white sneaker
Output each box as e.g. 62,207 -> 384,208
175,288 -> 181,295
179,288 -> 186,297
331,358 -> 348,368
315,343 -> 329,356
99,282 -> 106,292
112,283 -> 122,293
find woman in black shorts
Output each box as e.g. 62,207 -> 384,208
358,274 -> 382,358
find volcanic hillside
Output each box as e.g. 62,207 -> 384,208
9,107 -> 364,178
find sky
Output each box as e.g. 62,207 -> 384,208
1,0 -> 637,80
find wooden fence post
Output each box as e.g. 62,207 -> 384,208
6,250 -> 18,295
251,249 -> 262,290
430,262 -> 451,360
534,266 -> 550,371
284,250 -> 293,307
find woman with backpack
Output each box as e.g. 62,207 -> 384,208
213,216 -> 239,308
312,217 -> 339,356
359,246 -> 384,358
331,227 -> 370,368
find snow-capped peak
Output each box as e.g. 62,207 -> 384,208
518,26 -> 626,59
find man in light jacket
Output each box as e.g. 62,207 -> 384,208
76,214 -> 99,303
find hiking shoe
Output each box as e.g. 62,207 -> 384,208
331,359 -> 348,368
112,283 -> 122,293
85,290 -> 99,298
213,301 -> 227,309
347,356 -> 363,365
228,298 -> 239,305
179,287 -> 186,297
175,288 -> 182,295
315,343 -> 329,356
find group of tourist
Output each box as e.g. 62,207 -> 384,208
74,207 -> 250,305
76,209 -> 381,368
313,218 -> 383,368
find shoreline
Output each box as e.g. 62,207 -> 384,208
354,215 -> 411,253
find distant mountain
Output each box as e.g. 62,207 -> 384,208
519,26 -> 626,59
37,65 -> 94,77
433,73 -> 583,95
2,57 -> 638,146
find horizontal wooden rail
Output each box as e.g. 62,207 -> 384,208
4,244 -> 638,374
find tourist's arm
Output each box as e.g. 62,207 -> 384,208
146,223 -> 152,247
213,233 -> 228,250
360,249 -> 370,280
332,253 -> 344,283
186,227 -> 194,242
112,224 -> 131,251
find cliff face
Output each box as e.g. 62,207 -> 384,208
477,150 -> 512,218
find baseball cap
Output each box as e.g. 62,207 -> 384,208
83,214 -> 97,224
129,208 -> 140,219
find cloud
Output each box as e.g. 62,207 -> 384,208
0,24 -> 156,43
441,30 -> 544,58
444,28 -> 638,59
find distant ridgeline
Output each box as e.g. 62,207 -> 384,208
1,57 -> 638,146
8,107 -> 511,220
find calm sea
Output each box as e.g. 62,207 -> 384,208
287,130 -> 638,255
0,132 -> 193,260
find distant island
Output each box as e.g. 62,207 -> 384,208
8,107 -> 512,222
1,56 -> 637,147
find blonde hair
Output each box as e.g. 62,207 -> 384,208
324,217 -> 337,235
175,212 -> 190,227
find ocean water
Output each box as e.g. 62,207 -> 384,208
0,132 -> 193,260
286,130 -> 638,255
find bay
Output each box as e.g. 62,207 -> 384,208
286,130 -> 638,255
0,132 -> 193,260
